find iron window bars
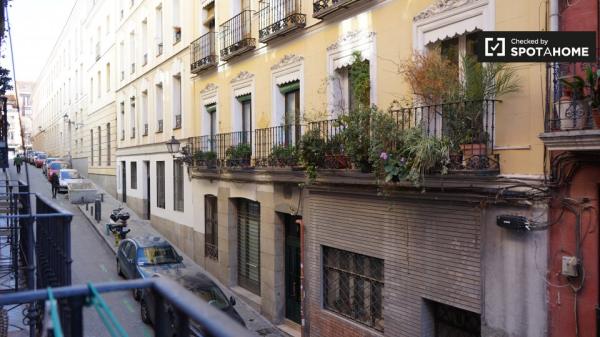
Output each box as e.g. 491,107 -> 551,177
323,246 -> 384,332
220,10 -> 256,61
191,32 -> 218,73
258,0 -> 306,43
313,0 -> 372,19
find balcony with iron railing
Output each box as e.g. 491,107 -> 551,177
190,32 -> 218,73
313,0 -> 372,18
220,10 -> 256,61
188,100 -> 499,176
539,62 -> 600,151
258,0 -> 306,43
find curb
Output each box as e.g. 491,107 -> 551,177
78,205 -> 118,254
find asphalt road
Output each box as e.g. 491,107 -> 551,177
9,162 -> 152,337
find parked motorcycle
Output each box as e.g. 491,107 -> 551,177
106,206 -> 131,246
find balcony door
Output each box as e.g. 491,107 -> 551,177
239,96 -> 252,145
282,83 -> 300,145
206,103 -> 217,152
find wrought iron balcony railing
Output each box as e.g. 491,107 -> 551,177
191,32 -> 218,73
254,124 -> 303,167
258,0 -> 306,43
220,10 -> 256,61
188,100 -> 498,172
174,114 -> 182,129
157,119 -> 164,133
313,0 -> 372,18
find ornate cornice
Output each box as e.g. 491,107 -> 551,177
200,83 -> 218,94
327,31 -> 376,52
413,0 -> 482,22
230,71 -> 254,84
271,54 -> 304,70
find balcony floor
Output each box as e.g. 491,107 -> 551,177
539,129 -> 600,151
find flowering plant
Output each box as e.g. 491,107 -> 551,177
380,152 -> 408,183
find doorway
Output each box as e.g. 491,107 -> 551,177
144,161 -> 150,219
121,161 -> 127,202
284,214 -> 301,324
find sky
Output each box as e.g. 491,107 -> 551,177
2,0 -> 76,83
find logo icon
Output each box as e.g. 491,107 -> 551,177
485,37 -> 505,57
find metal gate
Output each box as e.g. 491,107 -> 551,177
237,199 -> 260,295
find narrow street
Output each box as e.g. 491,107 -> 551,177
8,162 -> 151,337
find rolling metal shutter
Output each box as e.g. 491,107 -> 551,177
237,199 -> 261,295
306,192 -> 481,337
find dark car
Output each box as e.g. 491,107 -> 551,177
140,273 -> 246,334
116,236 -> 184,299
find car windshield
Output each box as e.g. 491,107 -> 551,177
60,171 -> 80,179
38,154 -> 47,159
50,162 -> 68,170
137,246 -> 179,265
191,285 -> 229,310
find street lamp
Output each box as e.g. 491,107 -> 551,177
165,136 -> 181,155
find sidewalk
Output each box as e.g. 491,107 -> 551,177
76,182 -> 287,337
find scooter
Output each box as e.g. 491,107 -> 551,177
106,206 -> 131,246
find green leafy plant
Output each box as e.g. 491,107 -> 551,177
583,64 -> 600,108
0,67 -> 13,96
402,128 -> 451,186
204,151 -> 217,161
268,145 -> 298,167
226,143 -> 252,167
560,75 -> 585,99
299,128 -> 326,169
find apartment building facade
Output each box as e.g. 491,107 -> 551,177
151,0 -> 551,336
114,0 -> 195,230
31,0 -> 118,196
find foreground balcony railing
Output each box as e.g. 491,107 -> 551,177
540,62 -> 600,150
191,32 -> 218,73
258,0 -> 306,43
220,10 -> 255,61
188,100 -> 498,172
313,0 -> 372,18
0,278 -> 251,337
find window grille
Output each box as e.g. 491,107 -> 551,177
204,195 -> 218,259
237,199 -> 260,295
323,246 -> 384,332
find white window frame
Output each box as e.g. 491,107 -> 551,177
271,54 -> 304,127
326,30 -> 377,117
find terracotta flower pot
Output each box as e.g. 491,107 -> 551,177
460,143 -> 487,159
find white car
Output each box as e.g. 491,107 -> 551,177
58,169 -> 84,193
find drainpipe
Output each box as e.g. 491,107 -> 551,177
296,218 -> 306,337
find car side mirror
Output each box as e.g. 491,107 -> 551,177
177,255 -> 183,263
229,296 -> 236,306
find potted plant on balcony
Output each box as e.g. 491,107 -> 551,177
559,75 -> 587,130
192,151 -> 217,169
226,143 -> 252,168
268,145 -> 299,168
583,64 -> 600,128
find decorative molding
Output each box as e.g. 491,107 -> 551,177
271,54 -> 304,70
200,83 -> 218,94
413,0 -> 482,22
230,71 -> 254,83
327,31 -> 376,52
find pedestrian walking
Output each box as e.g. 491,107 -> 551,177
50,172 -> 59,198
13,155 -> 22,174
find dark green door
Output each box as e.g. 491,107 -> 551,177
284,215 -> 301,323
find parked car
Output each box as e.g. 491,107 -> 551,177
42,157 -> 60,176
46,161 -> 69,181
34,153 -> 47,168
58,169 -> 84,193
140,273 -> 246,333
116,236 -> 185,300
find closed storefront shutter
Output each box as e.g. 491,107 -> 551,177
307,192 -> 481,337
238,199 -> 261,295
